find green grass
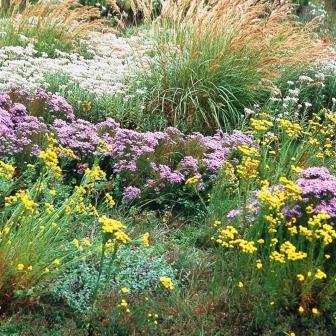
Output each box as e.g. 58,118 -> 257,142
137,27 -> 267,133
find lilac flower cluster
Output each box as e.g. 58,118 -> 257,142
297,167 -> 336,219
0,88 -> 254,202
227,167 -> 336,223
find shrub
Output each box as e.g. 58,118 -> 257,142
0,0 -> 104,57
138,0 -> 331,132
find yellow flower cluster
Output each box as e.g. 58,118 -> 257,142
269,241 -> 307,263
215,226 -> 257,254
85,166 -> 106,182
278,177 -> 302,201
39,146 -> 62,177
258,187 -> 286,211
72,238 -> 92,251
0,161 -> 15,180
105,193 -> 116,208
277,118 -> 302,138
250,118 -> 273,133
236,145 -> 260,181
143,232 -> 150,247
5,190 -> 38,212
160,276 -> 174,290
98,215 -> 130,244
185,175 -> 200,185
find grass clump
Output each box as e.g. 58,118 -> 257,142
139,0 -> 331,132
0,0 -> 104,57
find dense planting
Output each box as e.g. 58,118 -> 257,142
0,0 -> 335,335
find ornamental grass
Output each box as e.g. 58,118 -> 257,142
139,0 -> 333,132
0,0 -> 105,57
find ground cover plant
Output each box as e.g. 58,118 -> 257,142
0,0 -> 336,335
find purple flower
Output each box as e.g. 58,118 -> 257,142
122,186 -> 142,201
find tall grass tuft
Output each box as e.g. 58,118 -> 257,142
139,0 -> 332,132
0,0 -> 104,57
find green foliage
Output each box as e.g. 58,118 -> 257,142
138,29 -> 265,132
43,72 -> 166,129
0,18 -> 90,58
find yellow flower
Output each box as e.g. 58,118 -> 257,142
119,299 -> 128,307
82,100 -> 92,112
185,175 -> 200,186
82,238 -> 92,247
160,276 -> 174,290
17,264 -> 25,271
53,259 -> 61,266
297,274 -> 305,282
121,287 -> 130,294
250,118 -> 273,133
105,193 -> 116,208
45,202 -> 55,214
0,161 -> 15,180
312,307 -> 319,315
72,239 -> 81,249
49,189 -> 56,197
256,259 -> 263,269
99,216 -> 125,234
291,165 -> 303,174
238,281 -> 244,288
315,269 -> 327,280
114,231 -> 131,244
213,220 -> 221,227
289,332 -> 296,336
39,146 -> 62,176
27,265 -> 33,271
143,232 -> 150,247
298,306 -> 304,313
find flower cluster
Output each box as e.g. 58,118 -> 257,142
0,32 -> 153,96
214,167 -> 336,317
0,88 -> 253,205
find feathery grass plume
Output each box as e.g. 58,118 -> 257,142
139,0 -> 333,132
0,0 -> 105,57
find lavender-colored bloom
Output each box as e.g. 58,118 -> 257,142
180,156 -> 199,174
227,209 -> 242,219
298,167 -> 333,181
157,164 -> 185,184
122,186 -> 141,201
53,119 -> 100,155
